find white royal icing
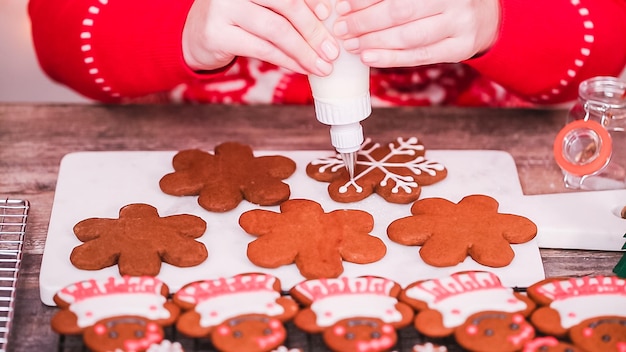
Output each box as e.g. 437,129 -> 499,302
70,293 -> 169,328
195,290 -> 284,327
312,137 -> 444,194
552,295 -> 626,329
534,276 -> 626,328
405,272 -> 526,328
311,294 -> 402,327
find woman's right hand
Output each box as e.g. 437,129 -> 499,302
182,0 -> 340,76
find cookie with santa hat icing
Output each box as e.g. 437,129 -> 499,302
290,276 -> 414,352
50,276 -> 179,352
173,273 -> 299,352
399,271 -> 535,339
527,275 -> 626,352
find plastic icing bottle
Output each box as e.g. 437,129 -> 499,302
308,0 -> 372,177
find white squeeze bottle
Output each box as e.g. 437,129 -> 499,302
308,0 -> 372,178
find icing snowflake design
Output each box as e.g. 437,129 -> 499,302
306,137 -> 447,203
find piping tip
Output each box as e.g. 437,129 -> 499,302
340,152 -> 357,180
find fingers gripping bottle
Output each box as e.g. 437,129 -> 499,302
308,0 -> 372,178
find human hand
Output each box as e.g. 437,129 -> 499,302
182,0 -> 341,76
329,0 -> 501,68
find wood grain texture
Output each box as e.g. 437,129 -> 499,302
1,104 -> 623,351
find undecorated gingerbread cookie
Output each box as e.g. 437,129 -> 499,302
70,203 -> 208,276
399,271 -> 535,339
239,198 -> 386,279
387,194 -> 537,267
159,143 -> 296,212
527,275 -> 626,351
306,137 -> 447,203
290,276 -> 414,352
173,273 -> 299,352
50,276 -> 179,352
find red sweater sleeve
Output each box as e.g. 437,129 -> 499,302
466,0 -> 626,104
28,0 -> 212,102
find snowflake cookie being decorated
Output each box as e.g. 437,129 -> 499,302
306,137 -> 447,203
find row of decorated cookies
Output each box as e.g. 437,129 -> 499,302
53,140 -> 623,351
50,272 -> 626,352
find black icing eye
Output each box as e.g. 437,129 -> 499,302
483,329 -> 494,337
509,323 -> 520,330
134,330 -> 144,338
263,328 -> 272,336
370,331 -> 381,339
345,332 -> 355,340
108,331 -> 118,339
602,334 -> 611,342
233,330 -> 243,339
538,347 -> 549,352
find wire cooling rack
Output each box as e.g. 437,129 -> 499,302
0,199 -> 28,352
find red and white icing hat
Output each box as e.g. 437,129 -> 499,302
293,276 -> 403,327
175,273 -> 284,328
56,276 -> 170,328
534,275 -> 626,329
404,271 -> 527,329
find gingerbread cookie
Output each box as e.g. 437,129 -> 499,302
239,198 -> 386,279
412,343 -> 448,352
399,271 -> 535,338
70,203 -> 207,276
306,137 -> 447,203
50,276 -> 179,352
173,273 -> 298,352
454,311 -> 535,352
523,336 -> 583,352
569,316 -> 626,352
159,143 -> 296,212
290,276 -> 414,352
387,195 -> 537,267
527,275 -> 626,349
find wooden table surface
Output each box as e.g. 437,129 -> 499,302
1,103 -> 624,351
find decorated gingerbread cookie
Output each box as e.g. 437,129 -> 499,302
569,316 -> 626,352
50,276 -> 179,352
527,275 -> 626,351
411,342 -> 448,352
399,271 -> 535,339
387,195 -> 537,267
239,198 -> 386,279
159,143 -> 296,212
454,311 -> 535,352
173,273 -> 299,352
70,203 -> 208,276
306,137 -> 447,203
523,336 -> 583,352
290,276 -> 414,352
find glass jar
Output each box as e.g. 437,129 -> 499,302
553,76 -> 626,190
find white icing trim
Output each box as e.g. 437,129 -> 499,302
80,0 -> 120,98
536,0 -> 595,102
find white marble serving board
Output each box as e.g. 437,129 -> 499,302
39,150 -> 546,306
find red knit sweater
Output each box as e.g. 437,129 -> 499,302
29,0 -> 626,106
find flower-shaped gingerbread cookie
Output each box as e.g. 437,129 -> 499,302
387,195 -> 537,267
239,199 -> 386,279
159,143 -> 296,212
306,137 -> 447,203
71,203 -> 208,276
